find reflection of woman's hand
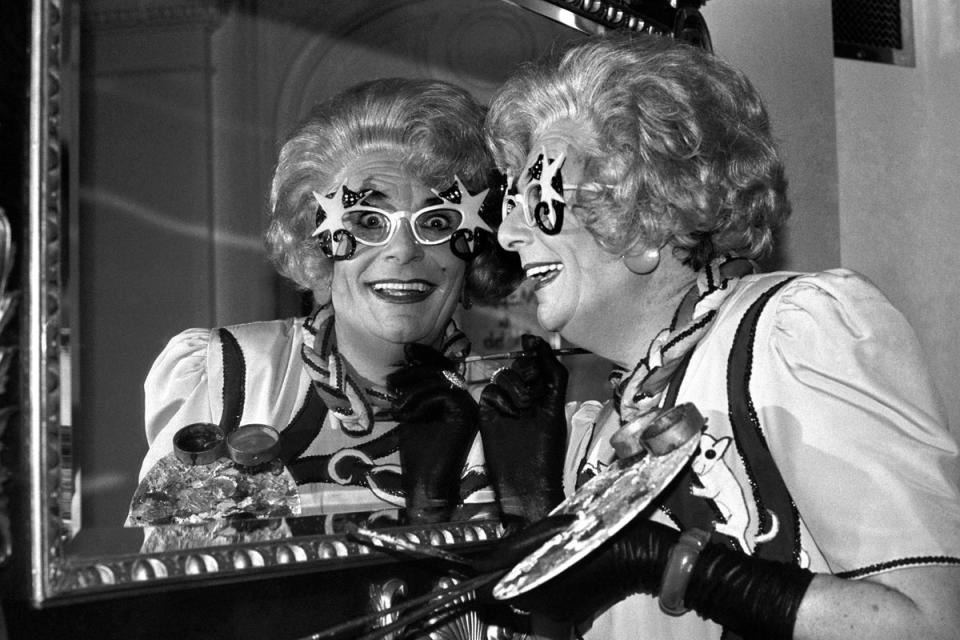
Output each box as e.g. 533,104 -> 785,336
479,334 -> 568,529
387,344 -> 479,525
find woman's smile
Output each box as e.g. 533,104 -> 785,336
524,262 -> 564,290
367,278 -> 437,304
329,149 -> 466,346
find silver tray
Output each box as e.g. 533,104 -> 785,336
493,433 -> 698,599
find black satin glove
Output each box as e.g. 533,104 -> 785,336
502,516 -> 814,639
479,334 -> 568,530
387,344 -> 479,525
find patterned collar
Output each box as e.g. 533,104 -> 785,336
299,306 -> 470,436
612,256 -> 754,425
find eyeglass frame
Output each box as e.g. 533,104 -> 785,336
501,151 -> 608,235
330,204 -> 471,247
312,177 -> 491,261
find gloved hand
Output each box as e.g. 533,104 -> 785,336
387,344 -> 480,525
479,334 -> 568,530
500,516 -> 814,639
470,513 -> 578,634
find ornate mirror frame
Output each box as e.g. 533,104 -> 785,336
19,0 -> 699,607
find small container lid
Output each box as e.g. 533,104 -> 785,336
226,424 -> 281,467
641,403 -> 704,456
173,423 -> 226,466
610,403 -> 704,459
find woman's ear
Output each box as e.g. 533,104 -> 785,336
622,245 -> 661,275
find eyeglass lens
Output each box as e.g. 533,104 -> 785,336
341,208 -> 463,245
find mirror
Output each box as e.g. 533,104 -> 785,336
22,0 -> 686,605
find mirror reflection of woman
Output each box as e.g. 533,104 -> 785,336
136,78 -> 521,529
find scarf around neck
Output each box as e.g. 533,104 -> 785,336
299,306 -> 471,436
612,256 -> 754,426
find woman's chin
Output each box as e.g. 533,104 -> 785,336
535,305 -> 567,336
367,321 -> 437,349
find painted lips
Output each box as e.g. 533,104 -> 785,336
524,262 -> 564,290
368,279 -> 436,304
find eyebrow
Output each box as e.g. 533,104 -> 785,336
360,189 -> 389,206
358,189 -> 444,210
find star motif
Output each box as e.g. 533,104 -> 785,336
311,184 -> 370,237
433,175 -> 492,235
527,154 -> 544,181
536,150 -> 567,205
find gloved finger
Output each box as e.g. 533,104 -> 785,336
484,368 -> 534,412
395,384 -> 475,421
388,364 -> 441,387
520,333 -> 551,356
472,513 -> 576,574
521,334 -> 565,373
388,345 -> 463,398
387,368 -> 451,405
404,343 -> 456,371
479,381 -> 525,418
510,353 -> 546,393
521,334 -> 568,391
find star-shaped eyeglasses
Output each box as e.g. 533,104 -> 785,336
501,151 -> 606,235
312,177 -> 491,260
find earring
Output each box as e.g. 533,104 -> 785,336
623,247 -> 661,274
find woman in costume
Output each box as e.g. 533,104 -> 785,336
135,78 -> 526,528
484,33 -> 960,640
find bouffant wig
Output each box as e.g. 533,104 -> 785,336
267,78 -> 520,305
485,33 -> 791,270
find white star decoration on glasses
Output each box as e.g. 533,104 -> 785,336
434,176 -> 492,235
311,184 -> 368,238
534,149 -> 567,207
310,176 -> 491,239
501,149 -> 568,227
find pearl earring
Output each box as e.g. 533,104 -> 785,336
623,246 -> 661,274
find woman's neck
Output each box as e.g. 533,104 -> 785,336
331,319 -> 445,388
599,256 -> 698,369
333,331 -> 404,388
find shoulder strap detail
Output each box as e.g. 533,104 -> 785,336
726,275 -> 802,564
661,275 -> 799,640
278,386 -> 329,464
659,276 -> 801,553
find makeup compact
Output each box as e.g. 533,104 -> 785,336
172,423 -> 226,466
226,424 -> 281,467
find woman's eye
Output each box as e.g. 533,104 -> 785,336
357,213 -> 385,228
422,213 -> 454,230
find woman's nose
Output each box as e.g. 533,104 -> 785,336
497,208 -> 533,252
384,218 -> 424,262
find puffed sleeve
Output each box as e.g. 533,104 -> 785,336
140,328 -> 215,479
755,269 -> 960,574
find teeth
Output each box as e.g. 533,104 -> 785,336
372,282 -> 430,292
525,264 -> 563,280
